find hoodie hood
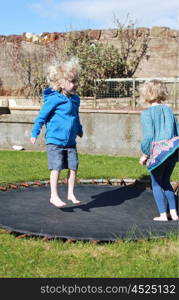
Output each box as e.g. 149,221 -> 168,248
32,89 -> 83,144
43,88 -> 57,103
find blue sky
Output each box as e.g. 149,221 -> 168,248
1,0 -> 178,35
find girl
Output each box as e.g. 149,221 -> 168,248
139,79 -> 179,221
31,57 -> 83,208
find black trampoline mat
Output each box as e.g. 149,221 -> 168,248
0,184 -> 178,241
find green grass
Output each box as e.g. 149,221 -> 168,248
0,150 -> 178,278
0,150 -> 178,184
0,229 -> 178,278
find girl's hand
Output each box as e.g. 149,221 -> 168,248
139,154 -> 148,165
30,137 -> 37,144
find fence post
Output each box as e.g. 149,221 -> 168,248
93,80 -> 97,108
173,77 -> 177,109
132,78 -> 136,108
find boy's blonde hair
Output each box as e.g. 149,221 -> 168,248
47,57 -> 81,90
140,79 -> 168,103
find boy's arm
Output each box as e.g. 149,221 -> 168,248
30,137 -> 37,144
76,97 -> 83,137
78,121 -> 83,137
31,95 -> 61,139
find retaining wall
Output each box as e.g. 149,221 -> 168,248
0,108 -> 179,156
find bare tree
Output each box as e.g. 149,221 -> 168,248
4,38 -> 65,100
114,14 -> 150,77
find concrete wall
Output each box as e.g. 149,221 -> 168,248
78,111 -> 141,156
0,110 -> 179,156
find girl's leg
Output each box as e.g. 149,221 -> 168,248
150,168 -> 168,221
50,170 -> 66,207
67,169 -> 80,204
162,153 -> 178,220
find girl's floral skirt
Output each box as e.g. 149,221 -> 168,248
146,136 -> 179,171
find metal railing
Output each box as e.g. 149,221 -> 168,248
89,77 -> 179,109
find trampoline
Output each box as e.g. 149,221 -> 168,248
0,183 -> 178,241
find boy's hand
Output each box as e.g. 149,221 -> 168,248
78,132 -> 83,138
30,137 -> 37,144
139,154 -> 148,165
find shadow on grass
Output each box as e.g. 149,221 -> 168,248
138,173 -> 151,182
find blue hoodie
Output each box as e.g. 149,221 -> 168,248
31,88 -> 83,146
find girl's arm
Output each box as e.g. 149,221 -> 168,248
173,114 -> 179,136
139,154 -> 148,165
140,109 -> 154,156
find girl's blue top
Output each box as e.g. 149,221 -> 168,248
140,104 -> 179,155
31,88 -> 83,146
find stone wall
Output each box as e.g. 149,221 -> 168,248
0,27 -> 178,91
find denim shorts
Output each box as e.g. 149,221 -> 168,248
46,144 -> 78,171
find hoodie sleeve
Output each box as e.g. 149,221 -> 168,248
140,109 -> 154,156
76,96 -> 83,136
78,119 -> 83,136
31,90 -> 62,138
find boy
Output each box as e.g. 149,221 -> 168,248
31,57 -> 83,208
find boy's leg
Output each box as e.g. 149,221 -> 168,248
50,170 -> 66,207
66,147 -> 80,204
67,169 -> 80,204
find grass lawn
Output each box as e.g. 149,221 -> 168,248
0,150 -> 178,184
0,150 -> 178,278
0,230 -> 178,278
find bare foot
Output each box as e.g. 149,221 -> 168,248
171,216 -> 179,221
153,216 -> 168,221
50,197 -> 66,208
170,214 -> 179,221
67,194 -> 80,204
